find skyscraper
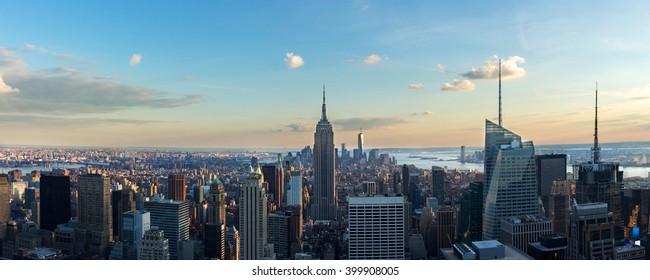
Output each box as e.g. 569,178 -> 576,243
573,87 -> 623,233
140,226 -> 171,260
122,210 -> 150,260
357,129 -> 364,163
207,178 -> 226,226
0,174 -> 10,240
144,195 -> 190,260
167,174 -> 186,201
431,166 -> 445,202
111,186 -> 136,241
239,166 -> 269,260
262,163 -> 284,209
569,203 -> 615,260
459,182 -> 483,242
74,173 -> 113,258
287,170 -> 302,207
311,86 -> 337,221
348,194 -> 405,260
39,173 -> 71,232
482,121 -> 539,240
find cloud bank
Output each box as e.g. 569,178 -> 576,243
441,79 -> 475,92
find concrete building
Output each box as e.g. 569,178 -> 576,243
500,215 -> 552,254
348,194 -> 405,260
570,202 -> 615,260
140,226 -> 170,260
167,174 -> 186,201
74,173 -> 112,258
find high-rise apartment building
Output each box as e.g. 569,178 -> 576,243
348,194 -> 405,260
74,173 -> 112,258
311,87 -> 337,221
483,120 -> 540,240
239,166 -> 269,260
144,195 -> 190,260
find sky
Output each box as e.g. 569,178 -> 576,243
1,1 -> 649,149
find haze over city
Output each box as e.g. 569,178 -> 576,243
1,1 -> 649,148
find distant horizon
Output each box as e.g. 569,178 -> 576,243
1,140 -> 649,152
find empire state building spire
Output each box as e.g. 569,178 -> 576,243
321,84 -> 328,121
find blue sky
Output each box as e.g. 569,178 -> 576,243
1,1 -> 649,148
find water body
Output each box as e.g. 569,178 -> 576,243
1,163 -> 99,174
386,149 -> 650,179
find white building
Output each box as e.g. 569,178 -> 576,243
140,226 -> 170,260
239,166 -> 269,260
500,215 -> 552,254
348,194 -> 405,260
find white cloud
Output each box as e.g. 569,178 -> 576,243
408,83 -> 425,90
422,111 -> 433,116
285,52 -> 304,68
462,56 -> 526,80
25,43 -> 48,53
441,79 -> 476,92
363,54 -> 382,64
0,75 -> 19,94
436,64 -> 446,71
129,53 -> 142,65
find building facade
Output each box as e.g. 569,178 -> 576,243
348,194 -> 405,260
311,88 -> 337,221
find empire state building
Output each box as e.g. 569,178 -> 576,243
311,86 -> 337,221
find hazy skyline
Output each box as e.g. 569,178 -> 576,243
1,1 -> 649,148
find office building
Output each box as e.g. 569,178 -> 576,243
357,129 -> 364,163
167,174 -> 186,201
144,195 -> 190,260
140,226 -> 170,260
287,170 -> 302,206
239,166 -> 269,260
570,203 -> 615,260
311,87 -> 337,221
0,174 -> 11,239
483,120 -> 540,240
225,225 -> 240,260
460,146 -> 466,163
122,210 -> 150,260
207,178 -> 226,226
437,205 -> 457,257
348,194 -> 405,260
431,166 -> 445,202
111,186 -> 136,241
74,173 -> 112,258
204,223 -> 225,260
500,215 -> 552,254
622,187 -> 650,239
459,182 -> 483,242
527,234 -> 568,260
262,163 -> 284,209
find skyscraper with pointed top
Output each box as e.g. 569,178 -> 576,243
573,84 -> 623,234
482,61 -> 540,240
311,86 -> 337,221
357,128 -> 364,163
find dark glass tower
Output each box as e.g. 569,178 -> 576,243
311,86 -> 337,221
167,174 -> 186,201
39,173 -> 71,232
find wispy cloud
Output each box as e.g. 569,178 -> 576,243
0,114 -> 163,127
408,83 -> 424,90
441,79 -> 475,92
333,117 -> 407,131
24,43 -> 85,62
286,123 -> 315,132
422,111 -> 433,116
363,54 -> 382,64
462,56 -> 526,80
129,53 -> 142,65
285,52 -> 304,68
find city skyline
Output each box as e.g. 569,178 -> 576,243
1,1 -> 650,148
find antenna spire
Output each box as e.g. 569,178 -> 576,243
593,82 -> 600,163
321,84 -> 328,121
498,58 -> 502,127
